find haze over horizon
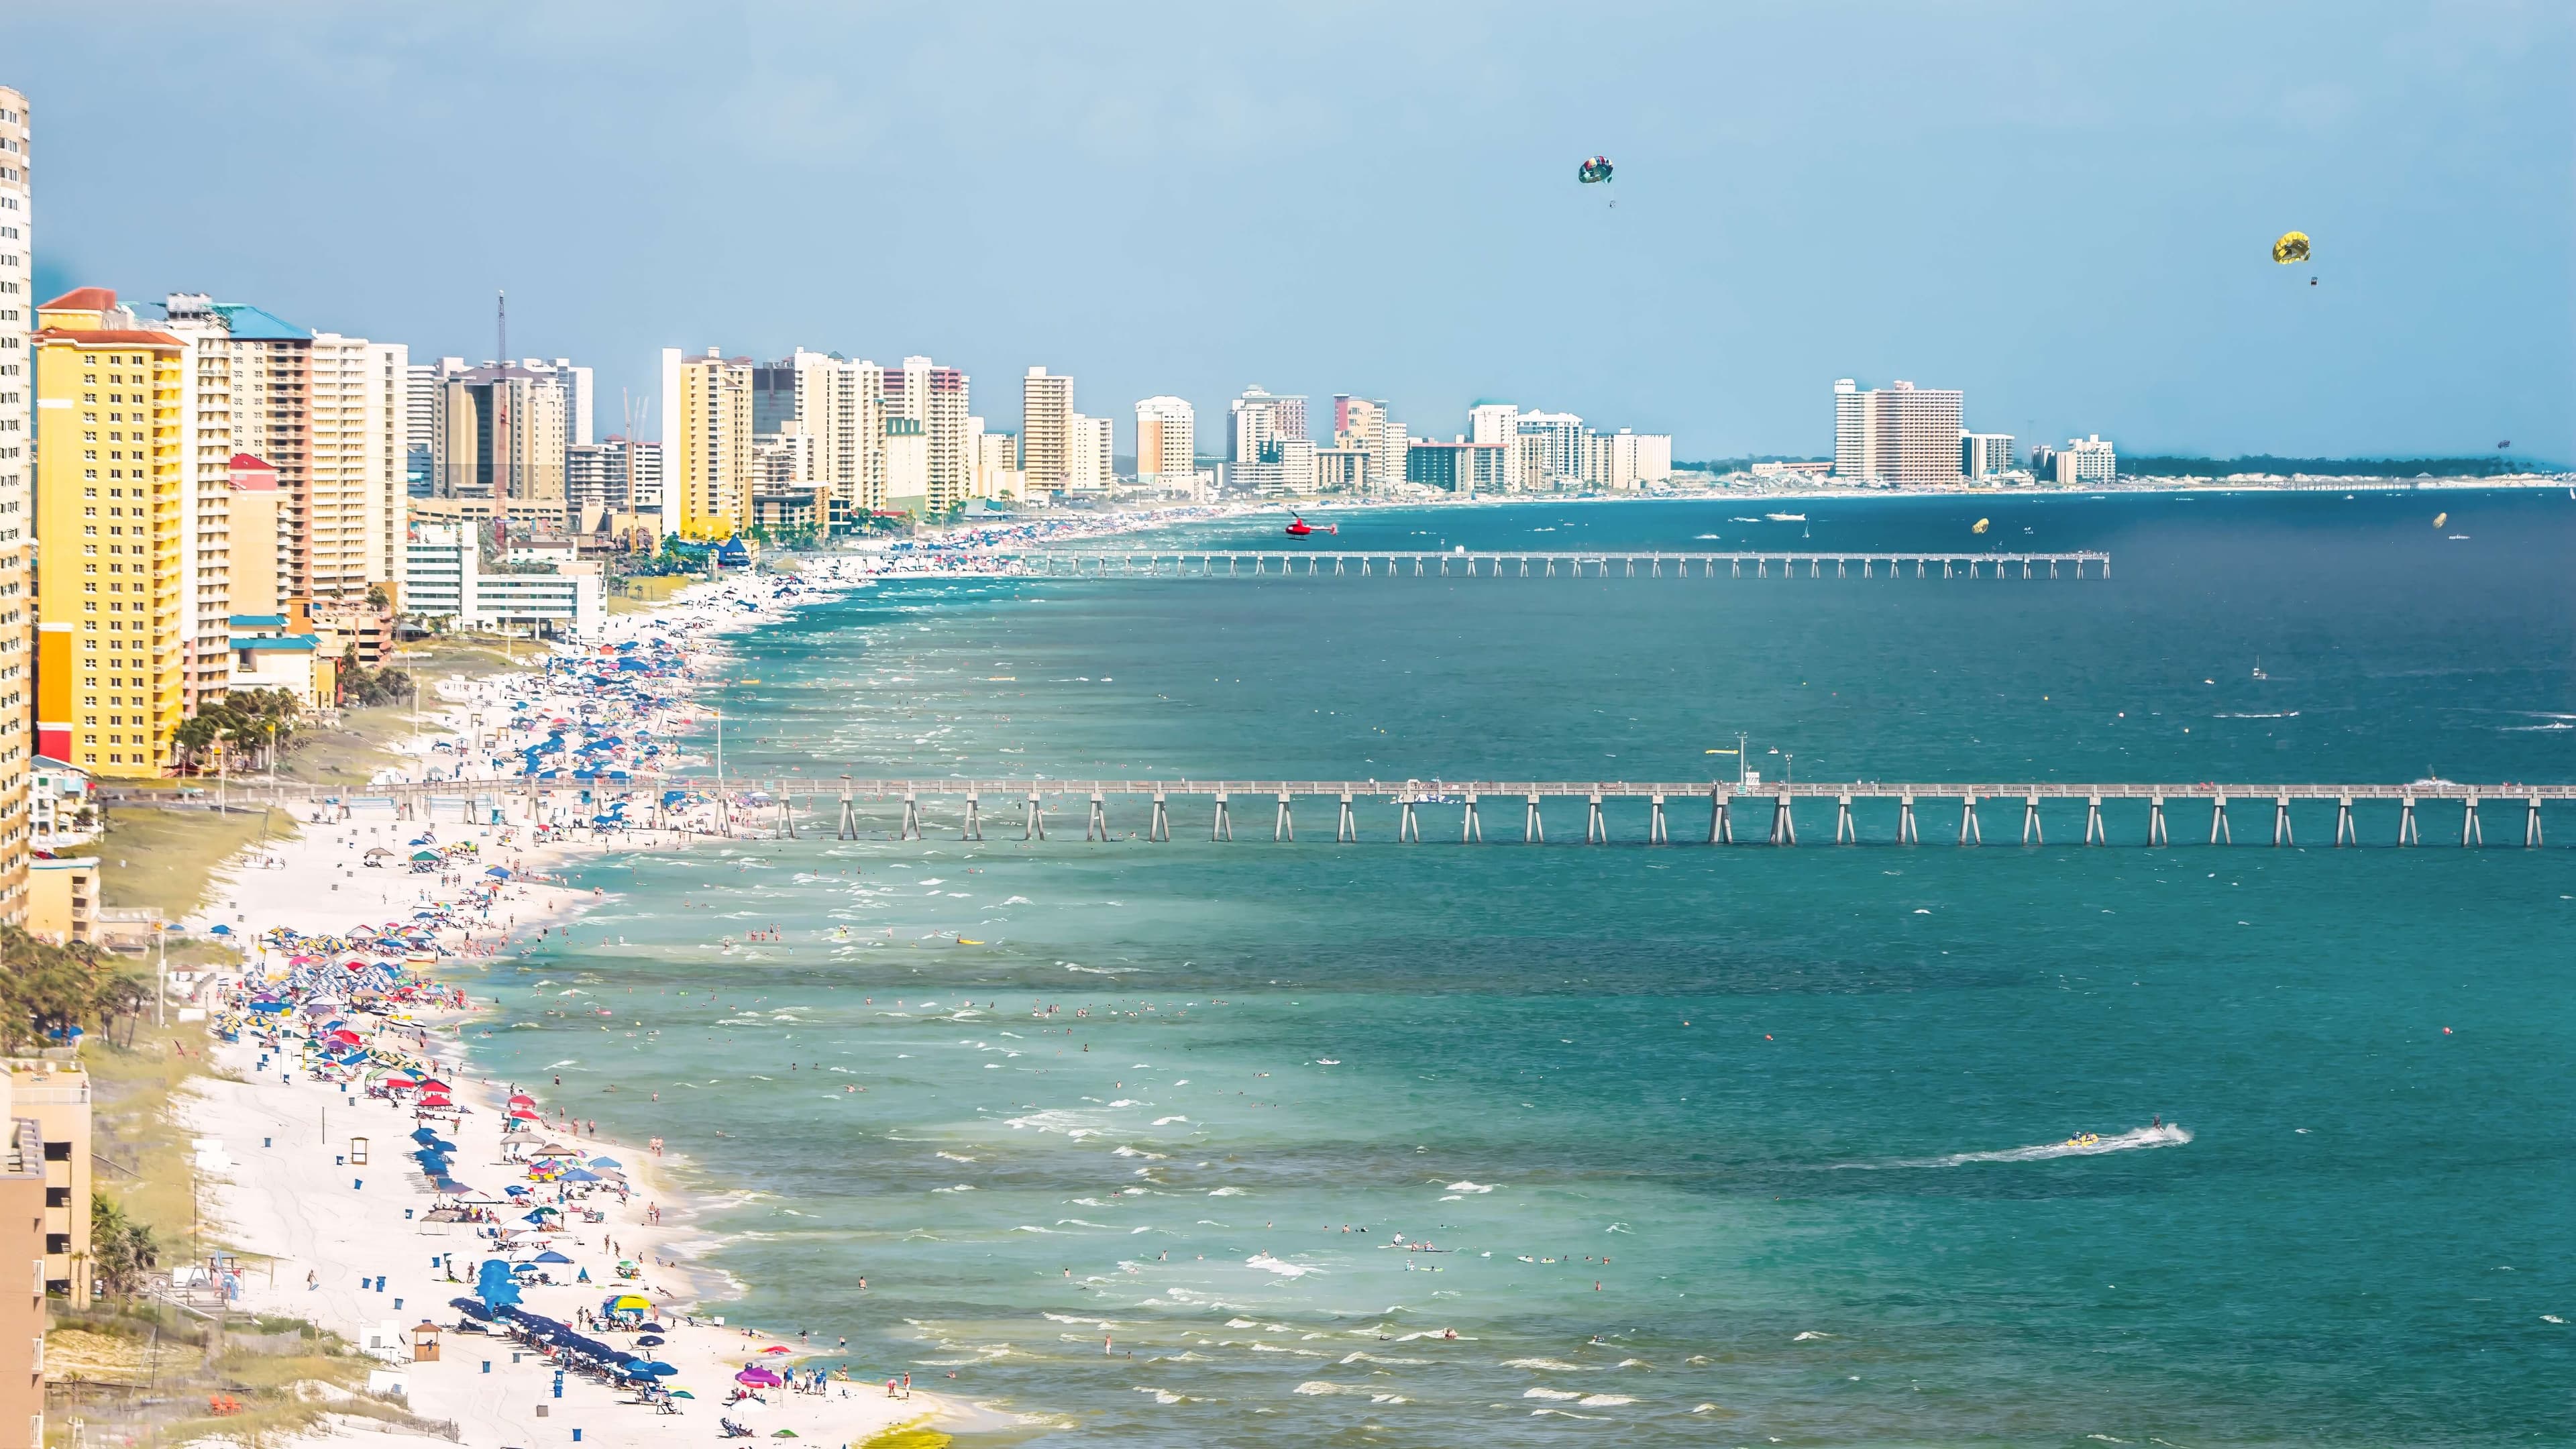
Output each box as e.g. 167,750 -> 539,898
7,1 -> 2568,462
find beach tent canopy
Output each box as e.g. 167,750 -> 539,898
410,851 -> 441,863
533,1250 -> 574,1265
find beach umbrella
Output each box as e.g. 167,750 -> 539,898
636,1334 -> 665,1347
521,1211 -> 553,1224
629,1360 -> 678,1377
508,1093 -> 537,1106
669,1391 -> 694,1399
604,1293 -> 652,1313
486,867 -> 511,878
211,924 -> 234,936
758,1345 -> 792,1354
587,1157 -> 621,1169
735,1367 -> 782,1387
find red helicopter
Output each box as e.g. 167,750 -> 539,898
1285,511 -> 1337,537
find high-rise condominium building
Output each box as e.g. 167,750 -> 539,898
1833,378 -> 1964,485
32,290 -> 185,777
1229,387 -> 1306,464
752,350 -> 888,514
2060,434 -> 2116,485
1332,396 -> 1407,491
1515,411 -> 1583,487
971,425 -> 1023,502
1065,413 -> 1112,494
884,357 -> 969,512
429,363 -> 569,523
0,86 -> 33,918
1962,432 -> 2016,479
661,347 -> 754,539
1021,367 -> 1073,490
568,435 -> 662,515
1134,396 -> 1195,482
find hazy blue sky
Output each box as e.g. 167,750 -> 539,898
7,1 -> 2569,461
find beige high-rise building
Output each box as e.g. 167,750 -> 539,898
1833,378 -> 1964,486
1066,413 -> 1114,494
660,347 -> 753,539
885,357 -> 969,513
431,364 -> 566,524
1020,366 -> 1071,490
753,350 -> 887,514
308,332 -> 407,599
0,85 -> 32,920
1134,396 -> 1195,482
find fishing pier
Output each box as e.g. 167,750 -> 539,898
240,777 -> 2572,849
942,549 -> 2112,580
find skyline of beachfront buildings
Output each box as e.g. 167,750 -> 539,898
0,69 -> 2101,800
1832,377 -> 2116,487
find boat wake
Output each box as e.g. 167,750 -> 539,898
1836,1123 -> 2192,1170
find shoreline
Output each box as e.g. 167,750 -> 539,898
172,560 -> 1022,1445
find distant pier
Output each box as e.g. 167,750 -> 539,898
229,776 -> 2572,849
947,549 -> 2111,580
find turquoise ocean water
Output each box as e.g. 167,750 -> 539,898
475,492 -> 2574,1446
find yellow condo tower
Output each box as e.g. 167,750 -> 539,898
34,289 -> 186,777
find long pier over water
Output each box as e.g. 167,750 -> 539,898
957,549 -> 2111,580
241,777 -> 2570,848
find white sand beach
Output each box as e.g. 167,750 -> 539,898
162,558 -> 1034,1447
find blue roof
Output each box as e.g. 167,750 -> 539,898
231,635 -> 317,651
209,303 -> 308,340
229,614 -> 288,628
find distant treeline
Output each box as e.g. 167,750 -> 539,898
2123,454 -> 2546,478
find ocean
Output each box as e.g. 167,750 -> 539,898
472,490 -> 2576,1445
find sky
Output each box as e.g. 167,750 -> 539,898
7,1 -> 2570,463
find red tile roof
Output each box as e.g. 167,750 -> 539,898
38,286 -> 117,312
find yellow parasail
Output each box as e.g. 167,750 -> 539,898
1972,518 -> 1990,534
2273,231 -> 2311,264
2432,512 -> 2447,528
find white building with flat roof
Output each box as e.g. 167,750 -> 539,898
1962,431 -> 2017,479
402,523 -> 600,635
2061,434 -> 2116,485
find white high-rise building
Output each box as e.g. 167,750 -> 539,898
1468,403 -> 1524,493
1229,387 -> 1306,464
1833,378 -> 1964,486
518,358 -> 594,446
2061,434 -> 2116,484
1515,411 -> 1584,486
754,349 -> 886,513
1065,413 -> 1114,493
1022,366 -> 1073,490
885,356 -> 970,513
1135,396 -> 1195,483
307,332 -> 408,600
971,423 -> 1024,501
1962,432 -> 2017,479
0,85 -> 31,921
